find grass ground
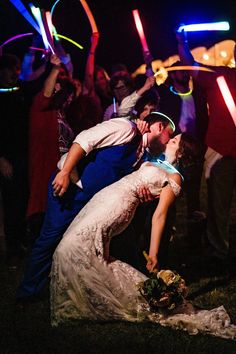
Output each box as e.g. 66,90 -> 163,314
0,180 -> 236,354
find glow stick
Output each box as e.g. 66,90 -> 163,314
154,65 -> 215,78
53,34 -> 83,49
113,97 -> 117,116
0,87 -> 20,92
154,65 -> 215,86
0,33 -> 33,47
80,0 -> 98,33
42,10 -> 55,53
143,251 -> 158,273
51,0 -> 61,17
9,0 -> 40,33
29,46 -> 46,52
45,12 -> 53,39
216,76 -> 236,127
30,5 -> 55,53
0,32 -> 83,51
177,21 -> 230,32
52,26 -> 60,42
132,9 -> 149,53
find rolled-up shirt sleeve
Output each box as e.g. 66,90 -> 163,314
117,91 -> 141,117
73,118 -> 137,154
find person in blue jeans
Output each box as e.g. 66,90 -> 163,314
16,113 -> 175,303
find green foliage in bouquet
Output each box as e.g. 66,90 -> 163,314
137,270 -> 188,311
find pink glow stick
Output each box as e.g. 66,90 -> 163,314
216,76 -> 236,127
29,46 -> 46,52
45,11 -> 53,39
132,9 -> 149,53
42,10 -> 55,53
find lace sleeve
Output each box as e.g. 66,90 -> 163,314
168,177 -> 181,197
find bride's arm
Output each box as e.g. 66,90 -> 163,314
147,173 -> 181,272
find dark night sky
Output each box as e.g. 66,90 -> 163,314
1,0 -> 235,77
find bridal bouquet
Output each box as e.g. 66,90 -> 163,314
137,269 -> 188,311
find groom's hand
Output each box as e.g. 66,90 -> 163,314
136,119 -> 149,135
52,170 -> 70,197
138,186 -> 155,203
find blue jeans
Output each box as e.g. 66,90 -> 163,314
17,175 -> 86,299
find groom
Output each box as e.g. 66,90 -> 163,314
16,113 -> 175,303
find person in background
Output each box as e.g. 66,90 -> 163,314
176,29 -> 236,269
94,64 -> 113,112
0,54 -> 29,270
158,60 -> 208,225
65,32 -> 104,135
103,72 -> 156,120
26,54 -> 76,247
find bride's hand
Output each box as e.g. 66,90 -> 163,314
146,255 -> 158,273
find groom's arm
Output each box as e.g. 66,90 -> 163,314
53,118 -> 137,196
52,144 -> 86,196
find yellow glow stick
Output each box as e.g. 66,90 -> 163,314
80,0 -> 98,33
154,65 -> 215,76
53,34 -> 83,49
154,65 -> 215,85
143,250 -> 150,262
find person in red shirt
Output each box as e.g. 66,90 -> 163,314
176,29 -> 236,267
27,54 -> 76,246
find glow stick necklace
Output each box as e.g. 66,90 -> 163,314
170,86 -> 193,97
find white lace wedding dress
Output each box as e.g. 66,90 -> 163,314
50,162 -> 236,340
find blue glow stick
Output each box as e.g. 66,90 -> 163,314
9,0 -> 40,33
0,87 -> 20,92
177,22 -> 230,32
51,0 -> 61,18
113,97 -> 117,114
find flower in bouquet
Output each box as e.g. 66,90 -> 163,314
137,269 -> 188,311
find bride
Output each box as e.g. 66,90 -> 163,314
50,133 -> 236,340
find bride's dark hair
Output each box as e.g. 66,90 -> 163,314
176,133 -> 204,169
